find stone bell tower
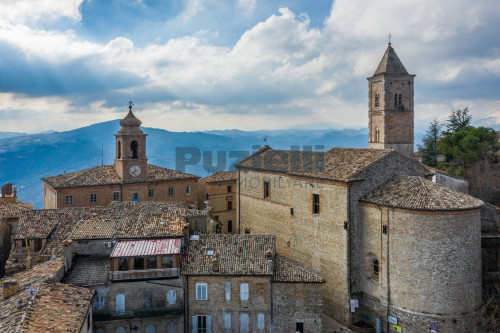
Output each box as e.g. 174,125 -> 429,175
368,43 -> 415,157
114,102 -> 148,182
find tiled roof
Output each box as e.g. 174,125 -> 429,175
373,44 -> 409,75
111,238 -> 181,257
63,256 -> 110,286
361,175 -> 484,211
272,255 -> 324,283
11,202 -> 207,261
202,171 -> 237,183
181,234 -> 276,276
236,146 -> 397,181
41,164 -> 199,189
0,200 -> 34,219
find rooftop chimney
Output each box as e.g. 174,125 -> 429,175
183,223 -> 190,244
2,280 -> 18,298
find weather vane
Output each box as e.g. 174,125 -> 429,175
128,101 -> 134,111
388,33 -> 392,45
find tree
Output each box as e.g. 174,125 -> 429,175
446,107 -> 472,134
439,126 -> 498,173
418,120 -> 442,167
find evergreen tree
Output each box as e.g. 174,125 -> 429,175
446,107 -> 472,134
418,120 -> 442,167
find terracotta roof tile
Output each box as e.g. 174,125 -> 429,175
181,234 -> 276,276
0,200 -> 34,219
202,171 -> 237,183
361,175 -> 484,211
41,164 -> 199,189
272,255 -> 324,283
63,256 -> 110,286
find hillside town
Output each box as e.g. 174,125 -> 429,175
0,44 -> 499,333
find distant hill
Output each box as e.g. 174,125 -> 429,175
0,120 -> 423,208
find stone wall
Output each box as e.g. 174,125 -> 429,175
238,169 -> 350,322
197,179 -> 237,233
272,282 -> 323,333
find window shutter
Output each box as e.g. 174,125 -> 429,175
192,316 -> 198,332
257,313 -> 265,330
225,282 -> 231,300
116,294 -> 125,314
224,313 -> 231,329
167,290 -> 176,304
206,316 -> 212,333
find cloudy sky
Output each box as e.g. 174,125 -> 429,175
0,0 -> 499,133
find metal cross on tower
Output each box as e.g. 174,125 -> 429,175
388,33 -> 392,45
128,101 -> 134,111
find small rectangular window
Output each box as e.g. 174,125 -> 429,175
240,313 -> 249,333
257,313 -> 265,330
168,187 -> 174,196
196,283 -> 208,300
147,256 -> 157,269
224,313 -> 231,329
167,290 -> 177,304
227,220 -> 233,233
264,181 -> 270,198
227,201 -> 232,210
132,192 -> 139,200
161,256 -> 173,268
66,196 -> 73,206
133,257 -> 145,270
313,194 -> 320,214
205,193 -> 209,200
240,283 -> 249,300
149,189 -> 154,197
290,207 -> 294,215
227,185 -> 232,193
113,191 -> 120,201
94,295 -> 105,310
187,185 -> 192,195
118,257 -> 129,271
225,282 -> 231,301
90,194 -> 97,203
206,249 -> 215,256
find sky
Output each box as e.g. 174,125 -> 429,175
0,0 -> 499,133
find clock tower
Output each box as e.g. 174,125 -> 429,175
114,102 -> 148,182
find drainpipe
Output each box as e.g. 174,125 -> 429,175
386,207 -> 392,333
347,182 -> 352,324
238,169 -> 241,234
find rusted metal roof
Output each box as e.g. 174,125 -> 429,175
111,238 -> 181,257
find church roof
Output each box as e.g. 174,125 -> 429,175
235,146 -> 398,182
373,44 -> 409,75
361,175 -> 483,211
41,164 -> 199,189
118,110 -> 143,134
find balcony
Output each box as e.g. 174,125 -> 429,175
109,267 -> 180,281
94,305 -> 183,321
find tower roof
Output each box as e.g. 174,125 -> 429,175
118,102 -> 143,134
373,44 -> 409,75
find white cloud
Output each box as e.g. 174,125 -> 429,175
0,0 -> 84,24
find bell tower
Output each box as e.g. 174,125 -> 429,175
368,42 -> 415,157
114,102 -> 148,182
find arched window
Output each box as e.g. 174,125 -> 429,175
131,141 -> 138,159
117,141 -> 121,159
375,130 -> 380,143
373,259 -> 379,278
374,93 -> 380,107
398,94 -> 402,107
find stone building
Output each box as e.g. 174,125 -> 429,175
181,233 -> 324,333
197,171 -> 237,233
0,183 -> 34,277
0,258 -> 95,333
42,105 -> 199,209
235,44 -> 484,332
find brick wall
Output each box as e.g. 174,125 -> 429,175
197,179 -> 237,233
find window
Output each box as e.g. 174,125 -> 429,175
225,282 -> 231,300
94,295 -> 105,309
227,220 -> 233,233
147,256 -> 157,269
66,196 -> 73,206
131,141 -> 138,159
290,208 -> 294,216
132,192 -> 139,201
33,239 -> 43,252
257,313 -> 265,330
161,256 -> 173,268
168,187 -> 174,196
149,189 -> 154,197
116,328 -> 126,333
206,249 -> 215,256
196,283 -> 208,300
167,322 -> 176,333
133,257 -> 145,270
375,129 -> 380,142
224,313 -> 231,330
263,181 -> 270,198
296,322 -> 304,333
394,93 -> 398,106
227,201 -> 232,210
399,93 -> 402,106
90,194 -> 97,203
374,93 -> 380,107
118,257 -> 128,271
240,313 -> 249,333
192,315 -> 211,333
395,93 -> 402,107
167,290 -> 177,304
117,140 -> 121,159
113,191 -> 120,201
205,193 -> 209,200
96,329 -> 105,333
187,185 -> 192,195
240,283 -> 249,300
146,324 -> 156,333
227,185 -> 232,193
313,194 -> 320,214
373,259 -> 379,278
116,294 -> 125,315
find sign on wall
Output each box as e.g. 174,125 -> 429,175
393,325 -> 402,333
349,299 -> 359,313
388,315 -> 398,325
430,323 -> 437,333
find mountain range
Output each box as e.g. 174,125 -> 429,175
0,121 -> 423,208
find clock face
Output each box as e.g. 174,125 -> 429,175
129,165 -> 142,177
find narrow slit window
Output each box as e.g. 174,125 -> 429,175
313,194 -> 320,214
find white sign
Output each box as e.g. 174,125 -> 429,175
350,299 -> 359,308
388,315 -> 398,325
